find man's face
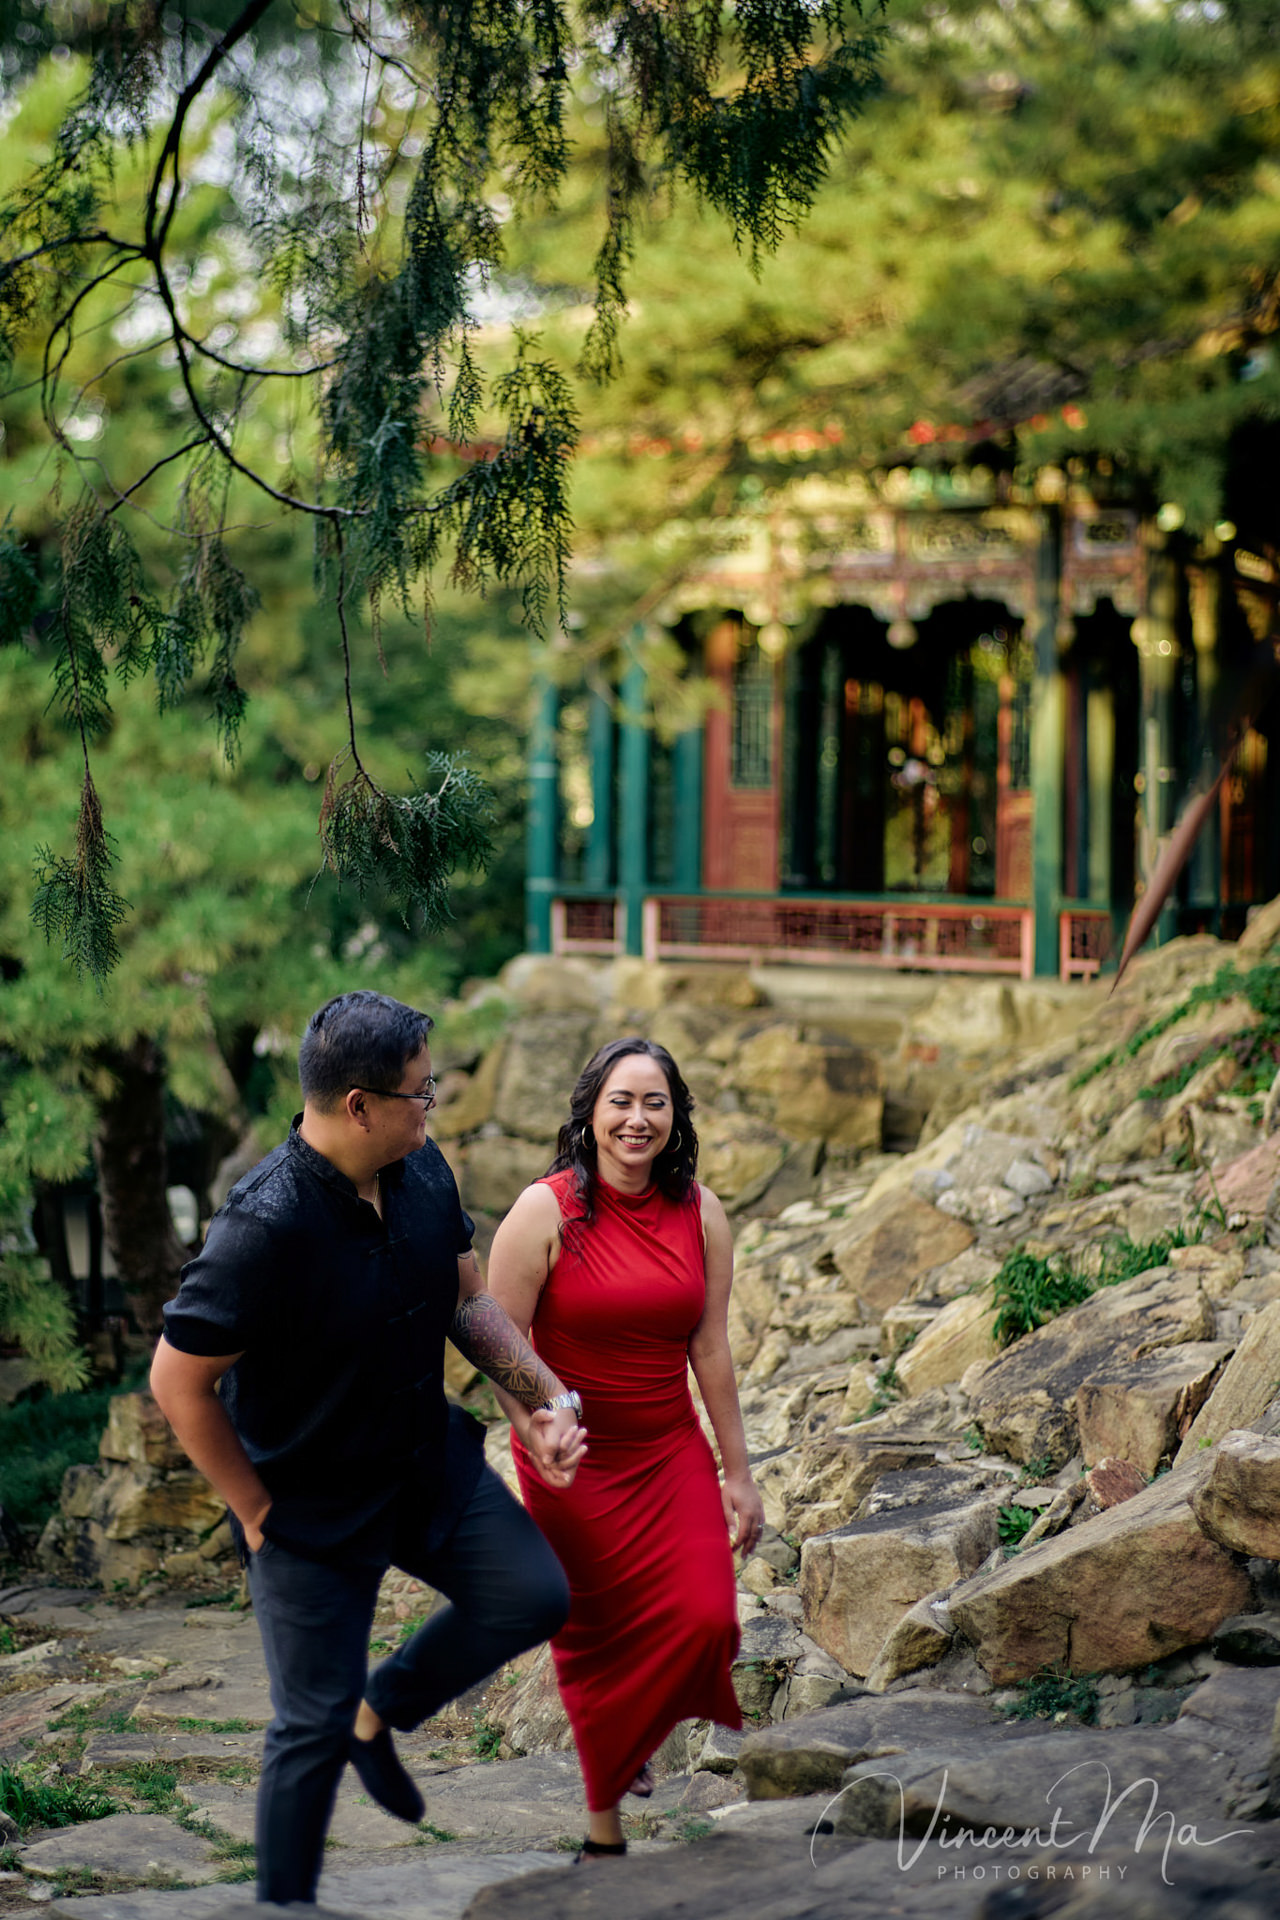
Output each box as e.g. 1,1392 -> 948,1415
362,1043 -> 435,1164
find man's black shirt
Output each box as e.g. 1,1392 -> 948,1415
162,1122 -> 484,1561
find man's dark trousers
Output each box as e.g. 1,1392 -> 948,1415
247,1467 -> 569,1906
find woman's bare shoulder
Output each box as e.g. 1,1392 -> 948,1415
696,1182 -> 728,1227
504,1179 -> 565,1234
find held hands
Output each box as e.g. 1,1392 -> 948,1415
721,1471 -> 766,1556
525,1406 -> 588,1489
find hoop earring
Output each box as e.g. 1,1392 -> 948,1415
666,1127 -> 684,1156
578,1123 -> 595,1154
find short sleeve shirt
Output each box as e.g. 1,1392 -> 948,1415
162,1122 -> 484,1560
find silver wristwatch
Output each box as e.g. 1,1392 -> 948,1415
543,1390 -> 583,1417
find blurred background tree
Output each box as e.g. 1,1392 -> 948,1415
5,0 -> 1280,1389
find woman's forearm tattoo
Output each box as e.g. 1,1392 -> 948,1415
451,1291 -> 560,1409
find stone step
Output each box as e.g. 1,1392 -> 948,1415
47,1851 -> 564,1919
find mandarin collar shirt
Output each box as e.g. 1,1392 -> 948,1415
162,1121 -> 482,1559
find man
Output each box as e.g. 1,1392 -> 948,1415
151,991 -> 584,1909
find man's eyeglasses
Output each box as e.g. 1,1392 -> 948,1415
352,1081 -> 437,1112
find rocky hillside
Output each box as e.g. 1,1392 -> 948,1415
478,900 -> 1280,1747
34,902 -> 1280,1745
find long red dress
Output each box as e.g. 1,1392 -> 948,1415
511,1170 -> 742,1812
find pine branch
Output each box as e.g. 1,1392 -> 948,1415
318,750 -> 496,929
30,771 -> 130,987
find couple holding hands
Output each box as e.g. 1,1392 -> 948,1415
152,989 -> 764,1907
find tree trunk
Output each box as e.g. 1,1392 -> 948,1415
92,1034 -> 189,1336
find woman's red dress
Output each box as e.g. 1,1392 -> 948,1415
511,1170 -> 742,1812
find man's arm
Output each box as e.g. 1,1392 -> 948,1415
452,1249 -> 586,1487
150,1340 -> 273,1552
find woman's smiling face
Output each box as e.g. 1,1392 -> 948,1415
590,1052 -> 674,1189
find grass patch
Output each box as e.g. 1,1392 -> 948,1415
46,1694 -> 138,1740
111,1762 -> 178,1812
182,1589 -> 242,1612
992,1224 -> 1209,1350
992,1250 -> 1094,1347
415,1822 -> 459,1844
674,1816 -> 715,1843
0,1763 -> 117,1834
214,1860 -> 257,1883
395,1612 -> 433,1646
999,1672 -> 1099,1725
112,1759 -> 255,1866
471,1716 -> 503,1762
996,1504 -> 1038,1554
1069,958 -> 1280,1095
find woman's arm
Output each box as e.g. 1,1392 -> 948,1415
688,1184 -> 765,1554
481,1183 -> 581,1478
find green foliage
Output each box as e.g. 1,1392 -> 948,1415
1097,1228 -> 1198,1287
1070,963 -> 1280,1092
997,1503 -> 1038,1553
0,1357 -> 149,1539
0,1252 -> 89,1395
999,1672 -> 1100,1726
471,1716 -> 503,1762
992,1224 -> 1206,1352
991,1249 -> 1095,1348
1,1 -> 885,972
0,1380 -> 123,1535
0,1765 -> 116,1833
319,752 -> 495,932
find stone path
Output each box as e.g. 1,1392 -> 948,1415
5,1582 -> 1280,1919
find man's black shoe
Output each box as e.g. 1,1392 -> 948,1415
347,1727 -> 425,1824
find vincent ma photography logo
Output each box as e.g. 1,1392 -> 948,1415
812,1760 -> 1254,1890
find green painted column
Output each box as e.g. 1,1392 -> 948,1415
671,725 -> 703,893
584,685 -> 615,892
1187,560 -> 1222,921
1137,540 -> 1181,948
1030,510 -> 1066,975
525,672 -> 559,954
618,654 -> 650,957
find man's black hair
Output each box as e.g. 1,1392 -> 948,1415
298,991 -> 434,1111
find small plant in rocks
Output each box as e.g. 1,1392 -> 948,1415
996,1504 -> 1038,1554
999,1672 -> 1100,1726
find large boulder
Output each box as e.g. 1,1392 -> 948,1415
800,1494 -> 1001,1677
829,1192 -> 975,1317
965,1267 -> 1216,1466
1175,1298 -> 1280,1462
698,1110 -> 790,1204
754,1403 -> 960,1542
491,1013 -> 598,1143
721,1023 -> 884,1149
896,1290 -> 999,1396
98,1392 -> 188,1472
1075,1341 -> 1233,1477
1201,1135 -> 1280,1224
429,1039 -> 505,1140
1192,1429 -> 1280,1559
948,1467 -> 1251,1683
737,1692 -> 999,1800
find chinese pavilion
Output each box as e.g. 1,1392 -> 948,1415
526,469 -> 1279,980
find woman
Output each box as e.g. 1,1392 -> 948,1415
486,1036 -> 765,1859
